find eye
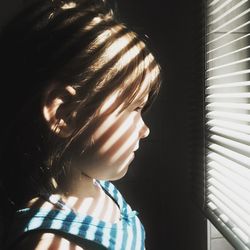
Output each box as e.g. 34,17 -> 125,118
134,106 -> 143,112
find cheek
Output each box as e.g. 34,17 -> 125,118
78,111 -> 139,179
95,112 -> 139,159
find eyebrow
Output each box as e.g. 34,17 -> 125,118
140,95 -> 149,106
131,99 -> 146,112
131,93 -> 149,108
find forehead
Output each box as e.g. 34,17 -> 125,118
133,76 -> 150,104
133,92 -> 149,106
99,87 -> 149,117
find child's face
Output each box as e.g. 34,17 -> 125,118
77,86 -> 150,181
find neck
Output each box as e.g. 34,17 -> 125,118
56,167 -> 109,216
59,166 -> 99,200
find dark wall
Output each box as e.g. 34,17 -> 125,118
0,1 -> 207,249
115,1 -> 207,249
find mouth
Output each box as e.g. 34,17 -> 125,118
133,144 -> 139,152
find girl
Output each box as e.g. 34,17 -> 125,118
0,0 -> 162,249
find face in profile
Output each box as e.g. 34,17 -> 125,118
42,28 -> 160,183
75,84 -> 150,181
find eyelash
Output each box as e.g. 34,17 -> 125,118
134,106 -> 144,112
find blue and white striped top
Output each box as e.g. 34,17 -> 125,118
6,180 -> 146,250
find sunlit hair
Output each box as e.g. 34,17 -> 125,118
0,0 -> 162,207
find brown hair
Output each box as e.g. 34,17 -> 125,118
0,0 -> 162,207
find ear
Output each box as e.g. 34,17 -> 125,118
42,83 -> 76,137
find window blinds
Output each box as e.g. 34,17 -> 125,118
205,0 -> 250,249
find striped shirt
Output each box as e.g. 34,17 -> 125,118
6,180 -> 146,250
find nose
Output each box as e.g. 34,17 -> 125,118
139,122 -> 150,139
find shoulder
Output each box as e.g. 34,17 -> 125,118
97,180 -> 120,196
11,232 -> 86,250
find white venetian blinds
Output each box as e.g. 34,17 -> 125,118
205,0 -> 250,249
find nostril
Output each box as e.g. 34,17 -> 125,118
140,125 -> 150,139
133,143 -> 139,151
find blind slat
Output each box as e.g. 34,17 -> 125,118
206,110 -> 250,122
206,21 -> 250,45
206,93 -> 250,98
207,33 -> 250,54
206,102 -> 250,110
208,164 -> 250,197
207,119 -> 250,133
207,58 -> 250,72
208,0 -> 234,16
208,8 -> 250,34
208,161 -> 250,191
207,46 -> 250,63
206,81 -> 250,88
208,0 -> 221,8
207,0 -> 248,25
208,143 -> 249,169
206,207 -> 250,250
204,1 -> 250,249
209,134 -> 250,153
207,152 -> 250,179
207,184 -> 250,226
206,69 -> 250,80
209,126 -> 250,143
207,195 -> 250,243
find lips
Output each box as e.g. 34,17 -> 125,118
133,144 -> 139,152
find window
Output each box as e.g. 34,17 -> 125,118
205,0 -> 250,250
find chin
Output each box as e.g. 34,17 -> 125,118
94,155 -> 134,181
108,166 -> 129,181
